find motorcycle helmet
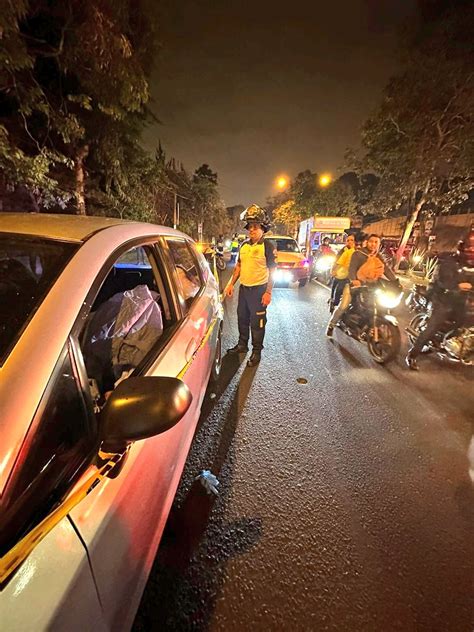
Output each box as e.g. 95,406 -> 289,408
240,204 -> 271,232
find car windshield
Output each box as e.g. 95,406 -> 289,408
0,235 -> 79,364
273,239 -> 300,253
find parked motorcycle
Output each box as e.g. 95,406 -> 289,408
405,283 -> 432,314
338,279 -> 403,363
406,302 -> 474,366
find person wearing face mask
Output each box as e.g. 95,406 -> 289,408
226,204 -> 276,367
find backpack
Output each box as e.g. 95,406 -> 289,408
357,254 -> 385,282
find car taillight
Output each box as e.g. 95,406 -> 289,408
297,259 -> 310,268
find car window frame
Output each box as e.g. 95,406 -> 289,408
162,237 -> 205,316
0,234 -> 79,366
70,235 -> 187,390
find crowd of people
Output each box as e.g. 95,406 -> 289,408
222,204 -> 474,371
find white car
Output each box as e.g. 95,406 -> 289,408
0,214 -> 223,630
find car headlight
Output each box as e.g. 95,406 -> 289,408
315,256 -> 335,272
376,290 -> 403,309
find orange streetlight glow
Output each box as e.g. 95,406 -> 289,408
276,175 -> 289,190
319,174 -> 332,187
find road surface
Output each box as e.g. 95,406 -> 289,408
134,273 -> 474,632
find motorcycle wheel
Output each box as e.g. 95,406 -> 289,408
407,313 -> 429,346
367,321 -> 401,364
216,257 -> 226,271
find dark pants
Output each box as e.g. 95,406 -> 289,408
330,278 -> 348,310
411,297 -> 461,356
237,284 -> 268,351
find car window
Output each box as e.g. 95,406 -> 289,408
1,345 -> 97,556
166,239 -> 203,313
272,239 -> 300,253
80,245 -> 167,399
0,236 -> 78,364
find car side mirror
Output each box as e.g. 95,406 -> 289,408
100,376 -> 192,451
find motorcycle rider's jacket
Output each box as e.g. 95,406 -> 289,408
431,253 -> 473,295
332,246 -> 355,280
430,253 -> 474,324
349,248 -> 396,283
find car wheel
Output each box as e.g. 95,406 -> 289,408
298,278 -> 308,287
210,325 -> 223,383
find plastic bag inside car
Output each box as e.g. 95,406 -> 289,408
83,285 -> 163,391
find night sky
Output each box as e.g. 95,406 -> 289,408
145,0 -> 417,206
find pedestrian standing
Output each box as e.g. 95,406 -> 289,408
226,204 -> 276,366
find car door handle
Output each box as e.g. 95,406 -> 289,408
185,338 -> 199,363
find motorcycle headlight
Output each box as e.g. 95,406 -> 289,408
376,289 -> 403,309
315,256 -> 335,272
225,239 -> 231,248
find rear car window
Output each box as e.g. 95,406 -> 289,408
0,235 -> 79,364
272,239 -> 300,252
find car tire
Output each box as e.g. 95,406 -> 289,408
298,278 -> 308,288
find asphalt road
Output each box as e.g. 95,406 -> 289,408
134,271 -> 474,632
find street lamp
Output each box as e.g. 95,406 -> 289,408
276,175 -> 289,191
319,173 -> 332,187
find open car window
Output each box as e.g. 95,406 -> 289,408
0,236 -> 78,364
165,239 -> 203,314
79,244 -> 171,402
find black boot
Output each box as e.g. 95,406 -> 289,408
247,350 -> 261,367
405,350 -> 419,371
227,343 -> 248,354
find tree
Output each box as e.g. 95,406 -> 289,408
0,0 -> 156,213
353,2 -> 474,265
273,200 -> 301,236
190,164 -> 229,240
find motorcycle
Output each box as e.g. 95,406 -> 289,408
405,283 -> 432,314
215,249 -> 226,271
312,253 -> 336,285
338,279 -> 403,363
406,295 -> 474,365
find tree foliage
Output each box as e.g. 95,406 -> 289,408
268,170 -> 357,234
0,1 -> 229,235
351,2 -> 474,262
353,2 -> 474,215
0,0 -> 156,211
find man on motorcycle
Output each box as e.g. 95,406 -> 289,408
406,236 -> 474,370
318,237 -> 334,256
326,234 -> 396,337
329,233 -> 356,311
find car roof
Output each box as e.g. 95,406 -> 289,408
0,213 -> 144,243
265,234 -> 295,240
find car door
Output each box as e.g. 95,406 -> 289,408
68,237 -> 219,630
0,345 -> 106,631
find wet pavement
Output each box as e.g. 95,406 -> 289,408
134,273 -> 474,632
